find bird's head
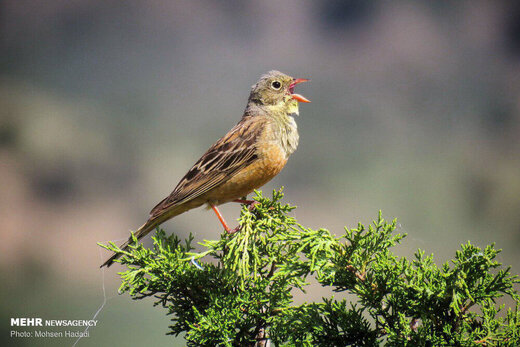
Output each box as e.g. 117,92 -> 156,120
248,70 -> 310,115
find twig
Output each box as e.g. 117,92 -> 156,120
346,264 -> 366,282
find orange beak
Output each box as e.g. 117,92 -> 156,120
289,78 -> 310,103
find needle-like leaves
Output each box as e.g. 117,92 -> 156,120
99,189 -> 520,346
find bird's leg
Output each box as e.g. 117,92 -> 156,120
210,204 -> 230,232
233,198 -> 260,211
233,198 -> 256,205
210,204 -> 240,234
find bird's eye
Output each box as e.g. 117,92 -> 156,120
271,81 -> 282,90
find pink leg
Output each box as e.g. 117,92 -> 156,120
233,199 -> 254,204
233,199 -> 260,210
210,204 -> 240,234
210,204 -> 231,232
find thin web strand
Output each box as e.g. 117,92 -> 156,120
72,237 -> 127,346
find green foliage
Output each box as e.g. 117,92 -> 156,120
100,189 -> 520,346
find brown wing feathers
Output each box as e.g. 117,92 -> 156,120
150,117 -> 263,217
101,117 -> 265,267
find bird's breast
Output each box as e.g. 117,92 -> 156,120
264,115 -> 299,158
204,143 -> 287,204
280,115 -> 299,156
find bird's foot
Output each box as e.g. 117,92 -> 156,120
246,201 -> 260,211
233,199 -> 260,211
227,225 -> 241,234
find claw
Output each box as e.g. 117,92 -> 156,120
233,199 -> 260,211
227,225 -> 241,234
247,201 -> 260,211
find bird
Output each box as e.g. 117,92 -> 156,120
101,70 -> 310,267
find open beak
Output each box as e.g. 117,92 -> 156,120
289,78 -> 310,103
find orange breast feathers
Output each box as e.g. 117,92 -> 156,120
205,140 -> 288,204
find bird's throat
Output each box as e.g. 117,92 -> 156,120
286,99 -> 299,116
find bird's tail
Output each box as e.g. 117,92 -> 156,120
101,208 -> 182,267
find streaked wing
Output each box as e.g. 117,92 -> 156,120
150,116 -> 266,217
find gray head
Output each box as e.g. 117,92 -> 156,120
248,70 -> 310,106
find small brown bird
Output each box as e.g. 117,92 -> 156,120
101,70 -> 310,267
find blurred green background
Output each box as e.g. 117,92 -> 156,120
1,1 -> 520,346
